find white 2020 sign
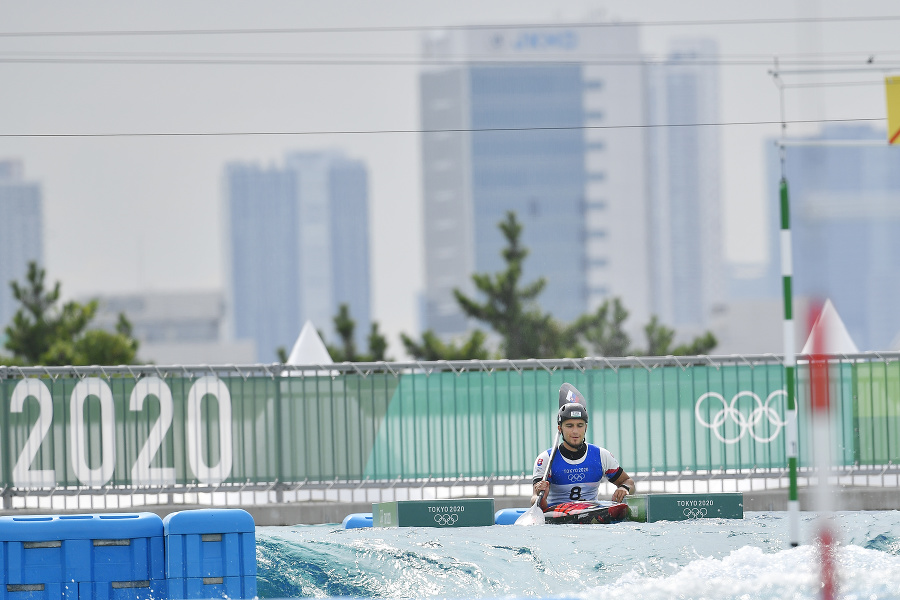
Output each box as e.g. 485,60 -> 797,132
9,376 -> 232,488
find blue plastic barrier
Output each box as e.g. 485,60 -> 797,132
0,513 -> 165,600
162,509 -> 256,600
494,508 -> 529,525
341,513 -> 373,529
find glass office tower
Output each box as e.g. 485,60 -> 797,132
0,160 -> 43,334
645,39 -> 724,334
420,25 -> 650,339
223,151 -> 371,361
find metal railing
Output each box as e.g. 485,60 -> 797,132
1,353 -> 898,508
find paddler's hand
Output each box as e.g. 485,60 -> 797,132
612,481 -> 633,503
532,480 -> 550,510
533,480 -> 549,496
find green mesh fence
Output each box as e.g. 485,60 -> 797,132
0,355 -> 896,490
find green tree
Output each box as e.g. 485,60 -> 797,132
2,262 -> 140,366
643,315 -> 675,357
43,315 -> 140,366
401,329 -> 490,361
330,304 -> 358,361
453,211 -> 561,359
4,262 -> 94,363
639,315 -> 718,357
401,211 -> 718,360
572,298 -> 632,357
322,303 -> 390,362
276,346 -> 289,363
671,331 -> 718,356
366,322 -> 389,361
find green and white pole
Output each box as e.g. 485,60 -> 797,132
773,59 -> 800,547
780,176 -> 801,547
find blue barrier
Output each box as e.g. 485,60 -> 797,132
163,509 -> 256,600
0,510 -> 255,600
494,508 -> 528,525
341,513 -> 373,529
0,513 -> 165,600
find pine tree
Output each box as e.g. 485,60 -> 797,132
400,329 -> 490,361
317,303 -> 390,362
403,211 -> 719,360
453,211 -> 556,359
2,262 -> 139,366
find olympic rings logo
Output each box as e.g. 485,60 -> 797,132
568,472 -> 586,482
434,513 -> 459,526
695,390 -> 787,445
683,507 -> 708,519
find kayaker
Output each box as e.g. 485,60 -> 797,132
531,401 -> 635,511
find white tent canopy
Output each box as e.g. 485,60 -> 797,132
891,331 -> 900,352
801,299 -> 859,355
285,320 -> 334,375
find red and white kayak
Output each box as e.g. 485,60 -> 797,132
544,501 -> 629,525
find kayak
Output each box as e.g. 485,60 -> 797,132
544,501 -> 629,525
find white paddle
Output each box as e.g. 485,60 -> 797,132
514,428 -> 560,526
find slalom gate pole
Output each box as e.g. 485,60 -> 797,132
780,177 -> 801,548
809,303 -> 837,600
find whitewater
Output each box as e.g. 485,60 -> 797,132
254,510 -> 900,600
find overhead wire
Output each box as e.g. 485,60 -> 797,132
0,117 -> 886,139
1,54 -> 898,68
1,17 -> 893,137
0,46 -> 897,70
3,49 -> 900,61
0,49 -> 890,96
2,14 -> 900,37
2,57 -> 891,67
781,80 -> 884,89
2,18 -> 896,71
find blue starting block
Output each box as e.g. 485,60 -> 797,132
162,508 -> 256,600
0,513 -> 165,600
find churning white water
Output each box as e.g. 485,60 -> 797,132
255,510 -> 900,599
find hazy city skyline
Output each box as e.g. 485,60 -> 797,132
2,1 -> 898,355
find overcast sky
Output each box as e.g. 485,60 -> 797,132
2,1 -> 897,352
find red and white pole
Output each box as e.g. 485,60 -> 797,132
809,302 -> 837,600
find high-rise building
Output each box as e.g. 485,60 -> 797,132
90,291 -> 256,365
223,151 -> 371,362
0,160 -> 43,335
645,39 -> 724,336
420,25 -> 650,339
742,124 -> 900,351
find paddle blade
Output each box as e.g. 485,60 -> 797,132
514,502 -> 546,526
559,383 -> 586,408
